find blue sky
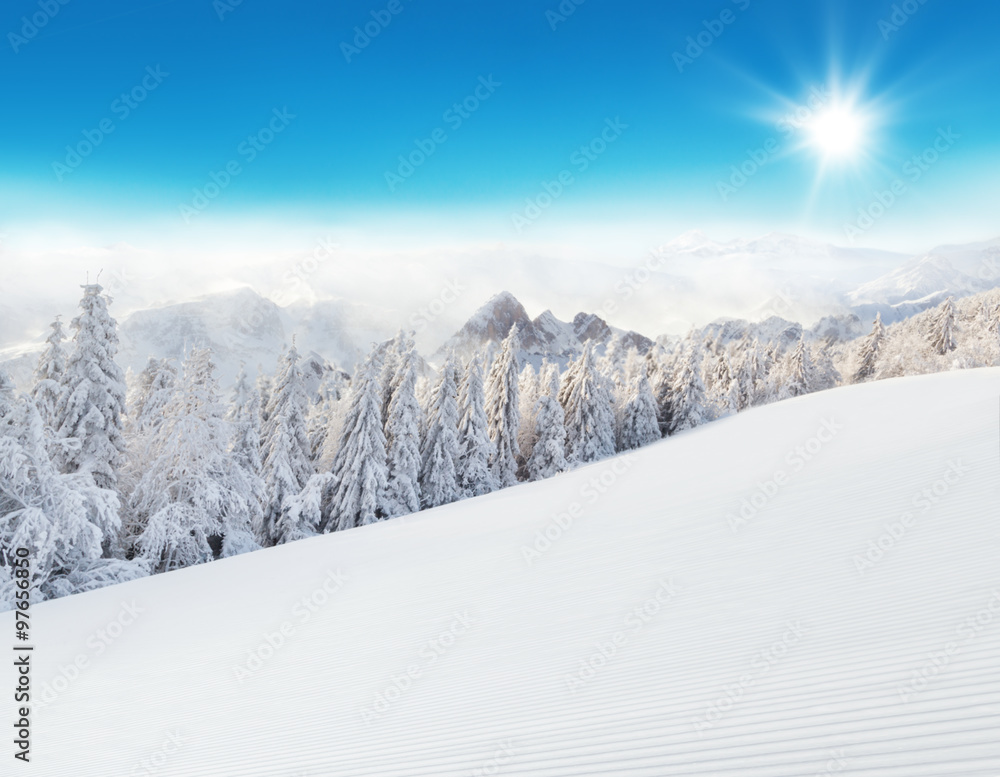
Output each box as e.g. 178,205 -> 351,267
1,0 -> 998,260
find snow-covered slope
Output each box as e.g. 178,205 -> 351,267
10,367 -> 1000,775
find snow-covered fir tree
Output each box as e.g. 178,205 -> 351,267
53,283 -> 127,494
485,325 -> 522,486
127,357 -> 177,437
256,368 -> 273,424
853,313 -> 886,383
226,364 -> 265,539
668,341 -> 708,434
517,362 -> 541,470
619,371 -> 660,450
558,342 -> 616,463
457,355 -> 497,497
0,384 -> 146,605
260,345 -> 315,545
131,348 -> 259,573
383,334 -> 423,517
30,316 -> 68,431
526,394 -> 568,481
783,337 -> 817,398
321,353 -> 389,531
419,355 -> 461,508
927,296 -> 958,356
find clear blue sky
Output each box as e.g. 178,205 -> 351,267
1,0 -> 997,250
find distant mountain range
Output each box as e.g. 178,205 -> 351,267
3,234 -> 999,388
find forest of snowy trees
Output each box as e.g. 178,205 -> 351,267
2,283 -> 999,606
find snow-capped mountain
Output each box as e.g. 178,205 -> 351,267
431,291 -> 653,366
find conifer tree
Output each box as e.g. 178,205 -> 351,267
457,355 -> 497,497
620,372 -> 660,450
384,334 -> 423,517
558,342 -> 616,463
485,325 -> 522,486
419,356 -> 461,508
517,362 -> 541,467
927,296 -> 958,355
227,364 -> 265,539
668,342 -> 708,434
853,313 -> 886,383
54,283 -> 127,494
0,383 -> 145,603
321,353 -> 389,531
132,348 -> 259,572
526,395 -> 568,481
31,316 -> 68,430
784,337 -> 817,397
260,345 -> 315,544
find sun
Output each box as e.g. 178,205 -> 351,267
807,103 -> 866,160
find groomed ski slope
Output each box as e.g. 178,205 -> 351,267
9,368 -> 1000,776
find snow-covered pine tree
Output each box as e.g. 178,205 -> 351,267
31,316 -> 68,430
853,313 -> 886,383
127,357 -> 177,437
558,342 -> 616,463
132,348 -> 258,572
379,332 -> 403,424
485,325 -> 522,486
619,371 -> 660,450
54,283 -> 127,494
927,296 -> 958,356
260,345 -> 315,545
0,383 -> 146,604
517,362 -> 541,469
307,365 -> 346,466
784,337 -> 817,398
811,342 -> 842,391
419,355 -> 461,508
526,394 -> 568,481
227,364 -> 265,540
668,341 -> 708,434
256,368 -> 273,424
321,352 -> 389,531
383,334 -> 423,517
456,355 -> 497,497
